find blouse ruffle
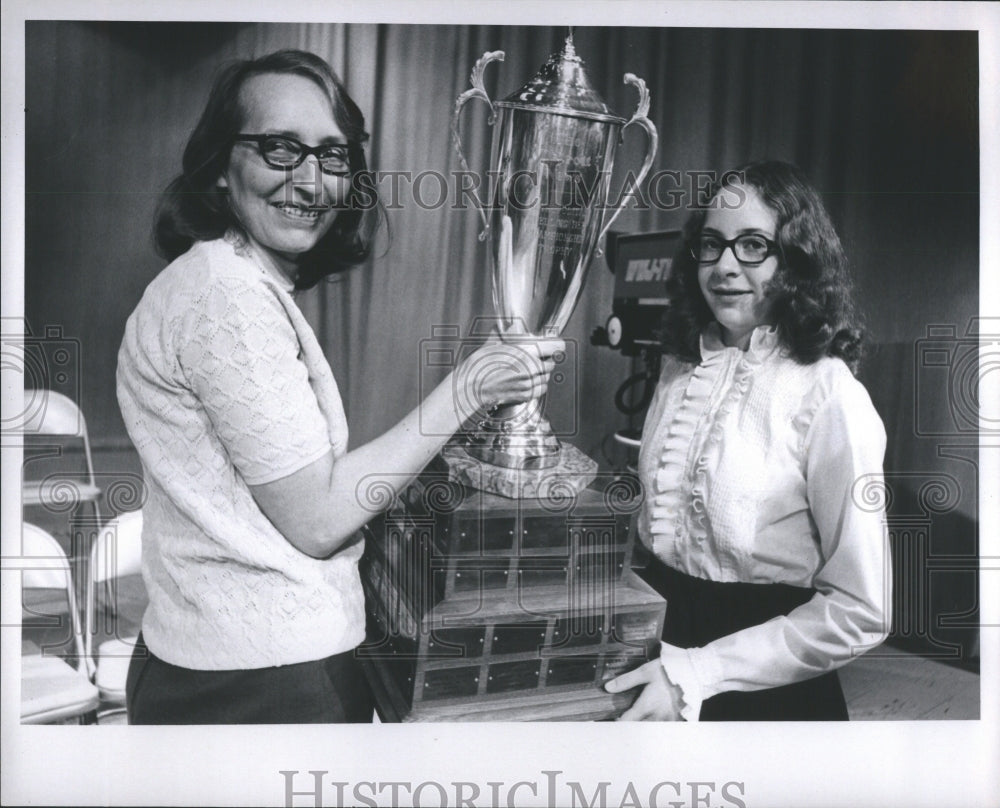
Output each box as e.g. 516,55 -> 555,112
647,325 -> 781,571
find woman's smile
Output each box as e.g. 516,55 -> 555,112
271,201 -> 331,223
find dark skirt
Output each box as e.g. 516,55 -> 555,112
126,634 -> 374,724
639,557 -> 848,721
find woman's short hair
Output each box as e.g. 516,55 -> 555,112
154,49 -> 383,289
659,159 -> 863,372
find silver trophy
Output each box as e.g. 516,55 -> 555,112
450,32 -> 658,497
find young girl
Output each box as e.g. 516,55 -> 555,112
606,160 -> 890,721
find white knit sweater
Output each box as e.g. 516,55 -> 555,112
117,234 -> 365,670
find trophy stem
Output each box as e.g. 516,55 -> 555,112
464,399 -> 561,470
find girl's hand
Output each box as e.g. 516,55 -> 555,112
454,336 -> 565,417
605,659 -> 686,721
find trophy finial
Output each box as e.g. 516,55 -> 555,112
504,32 -> 616,118
563,28 -> 579,62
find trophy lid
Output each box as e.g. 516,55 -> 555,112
496,32 -> 627,124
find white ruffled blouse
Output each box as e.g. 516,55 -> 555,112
637,324 -> 891,720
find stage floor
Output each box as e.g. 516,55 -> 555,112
840,653 -> 979,720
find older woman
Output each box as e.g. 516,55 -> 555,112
117,50 -> 561,724
606,160 -> 890,721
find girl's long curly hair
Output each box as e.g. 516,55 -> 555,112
660,160 -> 864,373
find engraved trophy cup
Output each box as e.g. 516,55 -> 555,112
450,32 -> 658,498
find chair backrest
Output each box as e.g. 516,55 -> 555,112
90,510 -> 143,584
21,390 -> 100,523
20,522 -> 88,664
21,390 -> 88,439
21,522 -> 73,590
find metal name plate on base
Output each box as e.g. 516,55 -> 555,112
357,456 -> 665,722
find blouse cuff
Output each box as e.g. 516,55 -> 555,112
658,643 -> 704,722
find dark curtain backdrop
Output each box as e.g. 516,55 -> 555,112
24,22 -> 980,659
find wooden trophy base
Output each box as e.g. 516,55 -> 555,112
442,443 -> 598,499
357,456 -> 665,722
362,658 -> 638,722
358,578 -> 664,723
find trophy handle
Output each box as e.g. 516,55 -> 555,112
597,73 -> 659,251
452,50 -> 505,241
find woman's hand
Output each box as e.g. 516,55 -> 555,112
605,659 -> 686,721
453,337 -> 565,419
248,334 -> 564,559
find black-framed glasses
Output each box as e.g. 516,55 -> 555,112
689,233 -> 780,266
234,134 -> 354,175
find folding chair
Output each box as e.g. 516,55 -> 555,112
21,389 -> 102,524
86,510 -> 144,720
20,522 -> 100,724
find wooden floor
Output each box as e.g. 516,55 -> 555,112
840,653 -> 979,720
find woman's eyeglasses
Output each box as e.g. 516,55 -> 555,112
234,134 -> 354,176
689,233 -> 779,266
